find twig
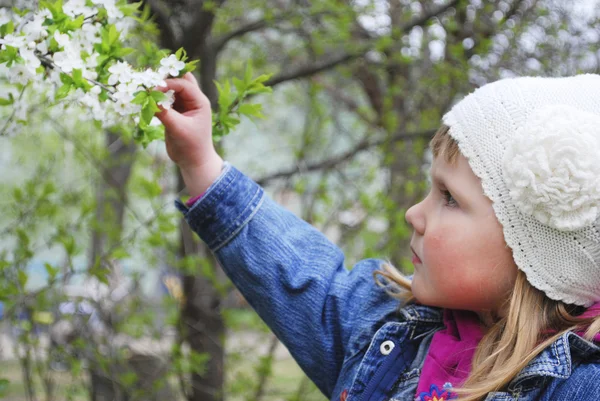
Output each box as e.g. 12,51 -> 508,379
0,85 -> 27,136
36,54 -> 116,97
256,129 -> 436,186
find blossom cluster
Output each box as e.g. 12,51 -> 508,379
0,0 -> 194,144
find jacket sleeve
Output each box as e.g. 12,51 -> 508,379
175,163 -> 400,397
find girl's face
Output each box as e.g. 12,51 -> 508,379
405,153 -> 518,315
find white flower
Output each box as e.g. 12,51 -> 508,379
52,48 -> 84,73
112,91 -> 140,116
54,31 -> 71,48
158,89 -> 175,109
19,48 -> 41,73
0,8 -> 11,25
22,13 -> 49,42
116,81 -> 141,95
63,0 -> 95,18
158,55 -> 185,77
132,69 -> 166,88
36,39 -> 49,54
10,64 -> 35,85
503,105 -> 600,231
108,61 -> 132,85
0,34 -> 27,49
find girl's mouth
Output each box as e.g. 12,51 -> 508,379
411,247 -> 422,264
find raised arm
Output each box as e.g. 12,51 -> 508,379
174,163 -> 400,396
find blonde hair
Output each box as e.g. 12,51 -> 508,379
373,125 -> 600,400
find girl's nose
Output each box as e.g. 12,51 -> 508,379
405,201 -> 425,235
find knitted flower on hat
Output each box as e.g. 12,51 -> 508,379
503,105 -> 600,231
443,74 -> 600,306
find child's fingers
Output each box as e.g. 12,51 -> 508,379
183,72 -> 198,85
155,106 -> 181,130
155,77 -> 209,112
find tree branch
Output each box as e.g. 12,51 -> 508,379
211,10 -> 339,52
264,0 -> 459,88
256,129 -> 436,186
266,52 -> 358,87
212,19 -> 270,52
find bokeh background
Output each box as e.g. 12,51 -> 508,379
1,0 -> 599,400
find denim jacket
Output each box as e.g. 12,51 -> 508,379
175,163 -> 600,401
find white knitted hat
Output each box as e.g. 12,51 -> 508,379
442,74 -> 600,306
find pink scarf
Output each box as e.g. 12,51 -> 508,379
415,303 -> 600,401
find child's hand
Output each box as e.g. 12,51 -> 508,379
155,73 -> 224,197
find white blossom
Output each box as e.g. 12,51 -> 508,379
53,47 -> 85,73
132,69 -> 167,88
11,64 -> 36,85
0,8 -> 11,25
112,91 -> 140,116
108,61 -> 133,85
158,90 -> 175,109
158,55 -> 185,77
63,0 -> 95,18
0,34 -> 27,49
503,105 -> 600,231
116,81 -> 142,95
19,48 -> 41,73
54,31 -> 71,48
22,14 -> 49,42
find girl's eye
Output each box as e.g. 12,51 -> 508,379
442,189 -> 458,208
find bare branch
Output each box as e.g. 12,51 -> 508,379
265,0 -> 459,88
212,19 -> 271,52
211,10 -> 340,52
256,129 -> 436,186
266,52 -> 358,87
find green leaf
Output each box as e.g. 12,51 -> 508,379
110,247 -> 130,260
0,94 -> 14,106
141,97 -> 159,125
56,83 -> 72,100
238,103 -> 265,119
131,90 -> 149,105
18,269 -> 28,288
0,378 -> 10,397
139,125 -> 164,148
139,177 -> 162,197
150,90 -> 168,103
189,351 -> 210,375
89,265 -> 109,285
60,72 -> 73,85
244,62 -> 254,85
71,68 -> 83,85
120,1 -> 143,17
107,24 -> 119,45
232,77 -> 245,94
0,46 -> 20,67
0,21 -> 14,36
44,263 -> 59,281
64,14 -> 84,31
113,47 -> 135,58
178,60 -> 198,76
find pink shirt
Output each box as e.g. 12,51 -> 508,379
415,303 -> 600,401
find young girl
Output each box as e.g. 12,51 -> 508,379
156,73 -> 600,400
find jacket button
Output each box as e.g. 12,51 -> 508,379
380,340 -> 395,355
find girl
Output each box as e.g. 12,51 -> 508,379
156,73 -> 600,400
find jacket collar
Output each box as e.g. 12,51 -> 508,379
511,331 -> 600,387
400,304 -> 444,324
